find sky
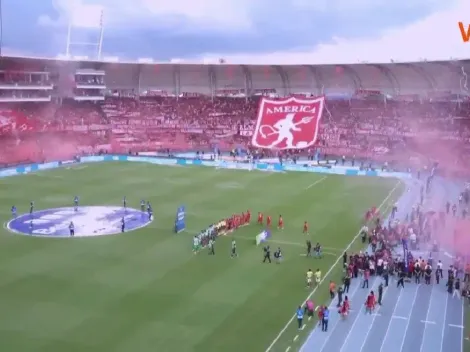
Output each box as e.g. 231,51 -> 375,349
1,0 -> 469,64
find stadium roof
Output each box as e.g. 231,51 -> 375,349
2,56 -> 469,95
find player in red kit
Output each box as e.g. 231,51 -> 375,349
241,212 -> 246,225
371,206 -> 377,216
234,214 -> 239,229
258,212 -> 263,225
303,221 -> 309,234
246,210 -> 251,223
267,215 -> 272,227
365,291 -> 376,314
278,215 -> 284,230
339,296 -> 350,318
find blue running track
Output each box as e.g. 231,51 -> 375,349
299,177 -> 464,352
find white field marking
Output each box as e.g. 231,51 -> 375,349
215,181 -> 245,190
439,288 -> 449,352
320,203 -> 399,352
444,252 -> 454,259
305,176 -> 327,190
340,277 -> 381,352
265,179 -> 403,352
308,316 -> 312,321
285,347 -> 291,352
235,235 -> 343,252
256,169 -> 286,174
314,281 -> 363,352
32,173 -> 63,179
299,251 -> 337,257
398,285 -> 420,352
299,252 -> 336,257
421,320 -> 436,324
420,287 -> 436,352
460,291 -> 464,352
293,335 -> 299,342
301,324 -> 306,330
66,165 -> 88,170
392,315 -> 408,320
449,324 -> 464,328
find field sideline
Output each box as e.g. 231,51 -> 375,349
266,179 -> 402,352
0,162 -> 405,352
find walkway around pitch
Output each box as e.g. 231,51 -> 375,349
300,178 -> 464,352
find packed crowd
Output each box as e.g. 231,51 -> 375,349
313,178 -> 470,322
0,96 -> 469,173
0,100 -> 109,165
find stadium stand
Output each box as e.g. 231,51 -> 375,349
0,57 -> 469,176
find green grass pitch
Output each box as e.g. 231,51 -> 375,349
0,162 -> 405,352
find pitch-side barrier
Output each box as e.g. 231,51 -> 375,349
0,155 -> 412,179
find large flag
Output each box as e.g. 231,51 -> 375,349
251,96 -> 324,150
256,230 -> 271,245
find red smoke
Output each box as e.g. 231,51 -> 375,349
453,219 -> 470,257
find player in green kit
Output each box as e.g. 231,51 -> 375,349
208,238 -> 215,255
231,239 -> 238,258
193,235 -> 200,253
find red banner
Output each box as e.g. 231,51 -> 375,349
0,110 -> 40,135
0,110 -> 109,136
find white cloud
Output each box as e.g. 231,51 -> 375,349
37,14 -> 56,27
38,0 -> 103,28
131,0 -> 253,31
40,0 -> 254,33
291,0 -> 444,12
196,0 -> 470,64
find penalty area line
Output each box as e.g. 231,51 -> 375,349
299,252 -> 336,257
305,176 -> 327,190
31,173 -> 63,179
264,179 -> 403,352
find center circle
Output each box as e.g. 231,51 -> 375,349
6,206 -> 152,238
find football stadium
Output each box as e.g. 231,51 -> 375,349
0,3 -> 470,352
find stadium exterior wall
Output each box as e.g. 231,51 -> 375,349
0,156 -> 412,179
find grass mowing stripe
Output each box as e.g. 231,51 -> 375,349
264,179 -> 403,352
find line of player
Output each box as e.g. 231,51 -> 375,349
257,212 -> 314,235
190,210 -> 321,264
